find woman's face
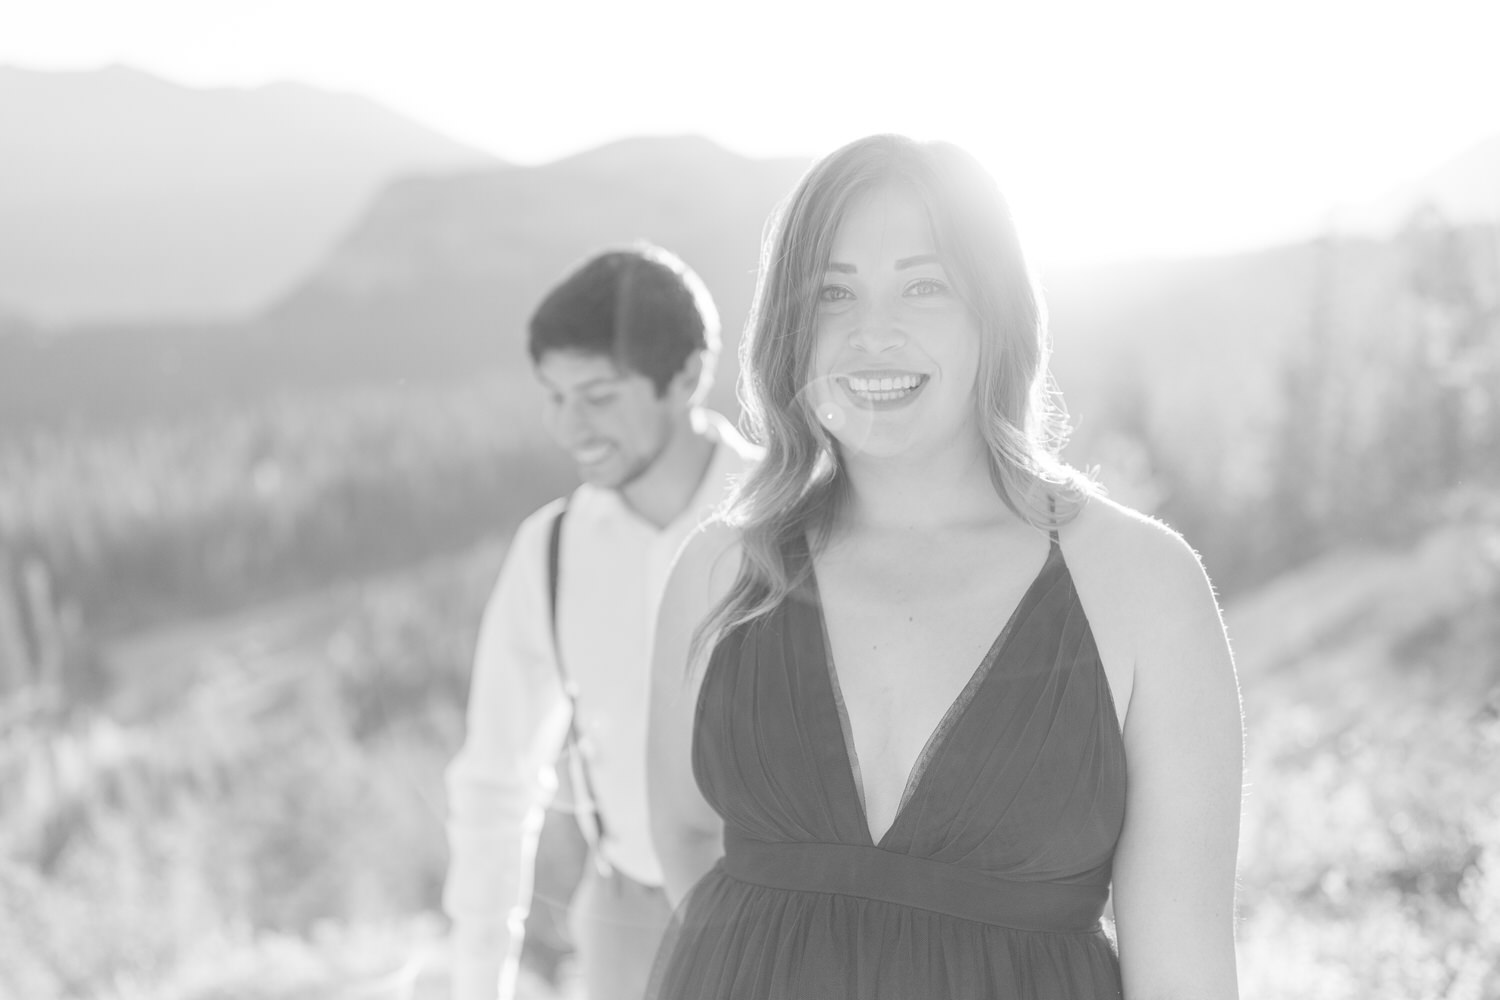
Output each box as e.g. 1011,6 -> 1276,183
808,183 -> 983,461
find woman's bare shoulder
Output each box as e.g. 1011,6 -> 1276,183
1061,492 -> 1212,606
1058,493 -> 1227,724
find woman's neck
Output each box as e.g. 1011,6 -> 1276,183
836,431 -> 1006,534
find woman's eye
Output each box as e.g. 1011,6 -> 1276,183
584,394 -> 617,408
819,284 -> 853,302
906,278 -> 950,297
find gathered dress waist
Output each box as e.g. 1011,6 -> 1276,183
720,831 -> 1107,933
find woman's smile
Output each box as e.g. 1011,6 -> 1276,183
834,371 -> 930,408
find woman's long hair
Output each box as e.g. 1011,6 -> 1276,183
692,134 -> 1094,668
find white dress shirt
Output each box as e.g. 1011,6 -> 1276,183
443,411 -> 758,1000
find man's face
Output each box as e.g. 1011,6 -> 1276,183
535,351 -> 680,490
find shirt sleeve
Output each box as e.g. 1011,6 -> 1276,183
443,505 -> 571,1000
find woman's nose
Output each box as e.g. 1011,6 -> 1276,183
848,305 -> 907,353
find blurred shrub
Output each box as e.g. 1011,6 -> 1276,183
0,374 -> 573,639
1233,510 -> 1500,999
0,537 -> 504,998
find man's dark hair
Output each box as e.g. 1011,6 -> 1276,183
527,244 -> 720,396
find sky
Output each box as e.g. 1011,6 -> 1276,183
5,0 -> 1500,263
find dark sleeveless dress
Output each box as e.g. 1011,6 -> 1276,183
648,532 -> 1127,999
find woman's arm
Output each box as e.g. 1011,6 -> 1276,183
1110,521 -> 1244,1000
647,520 -> 742,907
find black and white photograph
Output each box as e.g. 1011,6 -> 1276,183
2,2 -> 1498,998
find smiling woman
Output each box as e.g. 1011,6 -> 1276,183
809,184 -> 985,458
645,134 -> 1244,1000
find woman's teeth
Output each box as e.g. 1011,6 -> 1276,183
844,374 -> 923,401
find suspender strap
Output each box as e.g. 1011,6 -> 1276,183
547,506 -> 565,635
547,503 -> 611,875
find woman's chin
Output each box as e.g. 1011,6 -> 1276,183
829,428 -> 920,462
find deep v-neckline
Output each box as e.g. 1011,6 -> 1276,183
804,536 -> 1061,849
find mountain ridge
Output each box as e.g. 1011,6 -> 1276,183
1340,128 -> 1500,234
0,64 -> 496,325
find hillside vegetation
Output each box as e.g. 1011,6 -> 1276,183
1232,505 -> 1500,998
2,490 -> 1495,999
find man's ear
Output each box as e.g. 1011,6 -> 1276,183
671,353 -> 705,401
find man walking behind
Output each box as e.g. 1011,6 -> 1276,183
443,245 -> 757,1000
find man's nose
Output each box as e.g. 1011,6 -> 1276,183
549,398 -> 594,444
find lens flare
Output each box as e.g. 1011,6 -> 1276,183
797,374 -> 877,453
